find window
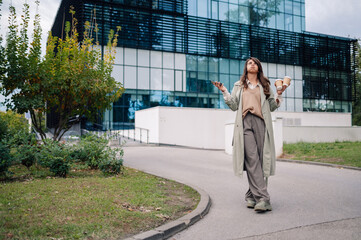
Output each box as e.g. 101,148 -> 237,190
151,68 -> 162,90
163,69 -> 175,91
151,51 -> 162,68
112,65 -> 124,84
124,66 -> 137,89
163,52 -> 174,69
125,48 -> 136,65
138,67 -> 150,90
138,49 -> 150,67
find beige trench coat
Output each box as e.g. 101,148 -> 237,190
224,81 -> 279,178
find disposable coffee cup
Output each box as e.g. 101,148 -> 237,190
283,76 -> 291,87
275,79 -> 283,90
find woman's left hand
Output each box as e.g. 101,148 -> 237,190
277,85 -> 287,95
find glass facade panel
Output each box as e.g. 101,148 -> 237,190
125,48 -> 136,65
124,66 -> 137,89
295,80 -> 302,98
198,0 -> 208,18
219,2 -> 228,21
151,51 -> 162,68
287,98 -> 294,111
189,0 -> 197,16
209,57 -> 219,73
163,52 -> 174,69
220,58 -> 230,73
175,70 -> 183,91
293,1 -> 301,15
138,67 -> 150,90
163,69 -> 175,91
286,80 -> 294,97
285,14 -> 293,31
230,59 -> 240,74
278,0 -> 285,12
138,49 -> 150,67
114,47 -> 124,64
239,5 -> 249,24
175,53 -> 186,70
112,65 -> 124,84
211,0 -> 218,20
276,13 -> 284,30
295,98 -> 302,112
228,3 -> 238,23
151,68 -> 162,90
198,56 -> 208,72
285,0 -> 293,14
293,16 -> 301,34
268,63 -> 277,77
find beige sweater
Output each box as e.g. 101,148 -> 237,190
242,86 -> 263,119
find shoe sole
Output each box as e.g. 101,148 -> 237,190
247,204 -> 255,209
254,208 -> 272,212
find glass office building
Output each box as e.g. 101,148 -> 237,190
51,0 -> 357,130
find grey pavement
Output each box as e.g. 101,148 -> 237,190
123,145 -> 361,240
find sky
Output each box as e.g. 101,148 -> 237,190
0,0 -> 360,55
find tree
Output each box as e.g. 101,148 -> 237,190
0,1 -> 124,141
352,41 -> 361,125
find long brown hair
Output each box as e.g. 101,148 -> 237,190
240,57 -> 271,99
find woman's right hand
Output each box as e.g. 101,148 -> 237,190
211,81 -> 227,93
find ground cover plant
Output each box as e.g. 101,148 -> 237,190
0,165 -> 200,240
281,141 -> 361,168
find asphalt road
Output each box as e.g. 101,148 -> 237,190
123,146 -> 361,240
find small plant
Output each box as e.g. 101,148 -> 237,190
9,131 -> 38,170
99,147 -> 125,176
76,134 -> 108,169
38,139 -> 71,177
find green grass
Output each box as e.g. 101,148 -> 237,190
282,141 -> 361,168
0,165 -> 200,240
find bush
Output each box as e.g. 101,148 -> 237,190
38,139 -> 71,177
71,134 -> 125,175
0,141 -> 13,177
75,134 -> 108,169
9,131 -> 38,169
99,147 -> 124,176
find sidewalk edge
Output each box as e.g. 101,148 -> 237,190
124,183 -> 212,240
277,158 -> 361,171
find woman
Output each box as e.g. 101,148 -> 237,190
212,57 -> 283,212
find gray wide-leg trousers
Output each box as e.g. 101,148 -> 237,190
243,113 -> 270,202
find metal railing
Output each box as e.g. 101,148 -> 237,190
82,127 -> 149,144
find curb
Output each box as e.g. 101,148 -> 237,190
277,158 -> 361,171
123,184 -> 212,240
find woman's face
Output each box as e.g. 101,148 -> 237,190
246,59 -> 259,74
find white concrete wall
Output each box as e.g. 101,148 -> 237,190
136,106 -> 236,149
283,126 -> 361,143
273,111 -> 352,127
135,107 -> 160,144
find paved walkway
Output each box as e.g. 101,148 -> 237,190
123,146 -> 361,240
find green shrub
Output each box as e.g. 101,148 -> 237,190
76,134 -> 108,169
38,139 -> 71,177
0,141 -> 13,177
9,131 -> 38,169
99,147 -> 124,175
